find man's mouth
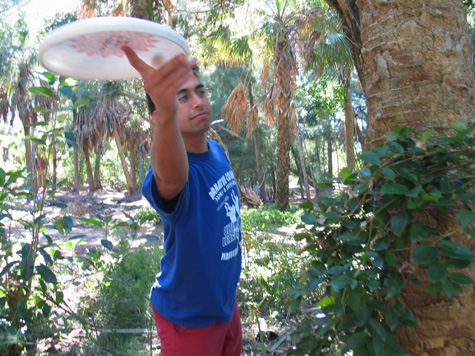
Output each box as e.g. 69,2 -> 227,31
191,112 -> 208,120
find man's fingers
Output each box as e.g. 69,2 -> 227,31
121,45 -> 154,76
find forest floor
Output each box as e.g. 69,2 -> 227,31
23,188 -> 308,356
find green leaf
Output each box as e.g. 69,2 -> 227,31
354,305 -> 370,326
0,167 -> 5,186
358,167 -> 372,178
379,167 -> 396,181
385,252 -> 397,266
449,122 -> 467,133
345,332 -> 368,349
361,152 -> 381,165
25,135 -> 47,145
424,281 -> 442,294
407,197 -> 424,210
447,272 -> 474,285
20,244 -> 34,282
339,230 -> 366,246
317,296 -> 335,307
368,318 -> 387,341
458,193 -> 475,201
101,239 -> 114,251
393,167 -> 418,183
79,217 -> 103,228
381,183 -> 409,195
428,263 -> 447,282
442,277 -> 463,298
72,97 -> 89,110
372,147 -> 393,157
456,210 -> 474,227
405,185 -> 422,198
289,295 -> 302,313
391,210 -> 409,237
301,214 -> 317,224
29,86 -> 54,98
0,261 -> 19,278
142,234 -> 160,241
412,244 -> 438,264
384,272 -> 404,297
36,264 -> 57,285
58,86 -> 73,97
68,234 -> 87,240
385,307 -> 399,331
409,222 -> 432,242
437,240 -> 474,260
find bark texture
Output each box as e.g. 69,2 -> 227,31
326,0 -> 475,354
274,34 -> 293,210
359,0 -> 475,147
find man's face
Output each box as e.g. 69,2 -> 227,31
175,75 -> 212,136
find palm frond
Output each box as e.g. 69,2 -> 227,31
221,81 -> 248,134
264,83 -> 277,125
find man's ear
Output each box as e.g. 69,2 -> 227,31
151,110 -> 157,125
150,110 -> 157,130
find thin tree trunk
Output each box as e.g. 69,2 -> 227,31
113,127 -> 135,194
73,147 -> 79,192
129,144 -> 137,191
248,86 -> 265,203
139,150 -> 144,188
73,109 -> 80,192
93,149 -> 102,191
295,121 -> 311,201
327,128 -> 333,180
83,145 -> 95,192
343,70 -> 355,171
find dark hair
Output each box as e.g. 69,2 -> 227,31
146,65 -> 200,115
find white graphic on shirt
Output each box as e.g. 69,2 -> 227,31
207,171 -> 241,261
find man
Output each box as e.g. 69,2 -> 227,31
122,46 -> 242,356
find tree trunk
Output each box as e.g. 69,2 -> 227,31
52,144 -> 57,187
327,128 -> 333,181
343,70 -> 355,171
73,146 -> 80,192
248,86 -> 266,203
113,127 -> 136,194
93,149 -> 102,191
73,109 -> 80,192
274,35 -> 293,210
129,143 -> 137,191
83,145 -> 95,192
295,121 -> 311,201
328,0 -> 475,354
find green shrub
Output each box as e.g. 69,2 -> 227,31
288,124 -> 475,355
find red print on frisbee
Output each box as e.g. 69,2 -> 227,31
70,32 -> 159,58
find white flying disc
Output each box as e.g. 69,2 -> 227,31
38,17 -> 190,80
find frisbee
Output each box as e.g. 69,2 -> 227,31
38,17 -> 190,80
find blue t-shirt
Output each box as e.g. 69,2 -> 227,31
142,139 -> 242,327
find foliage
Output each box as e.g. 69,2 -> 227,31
288,124 -> 475,355
88,245 -> 162,353
0,166 -> 74,354
241,204 -> 302,231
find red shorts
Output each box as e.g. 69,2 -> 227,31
151,302 -> 242,356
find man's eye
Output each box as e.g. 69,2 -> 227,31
196,88 -> 207,96
178,93 -> 190,102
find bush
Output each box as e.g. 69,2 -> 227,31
288,124 -> 475,355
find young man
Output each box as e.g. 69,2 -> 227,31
122,47 -> 242,356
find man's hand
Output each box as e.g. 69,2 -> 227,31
121,46 -> 197,119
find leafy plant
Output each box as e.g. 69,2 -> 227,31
288,124 -> 475,355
